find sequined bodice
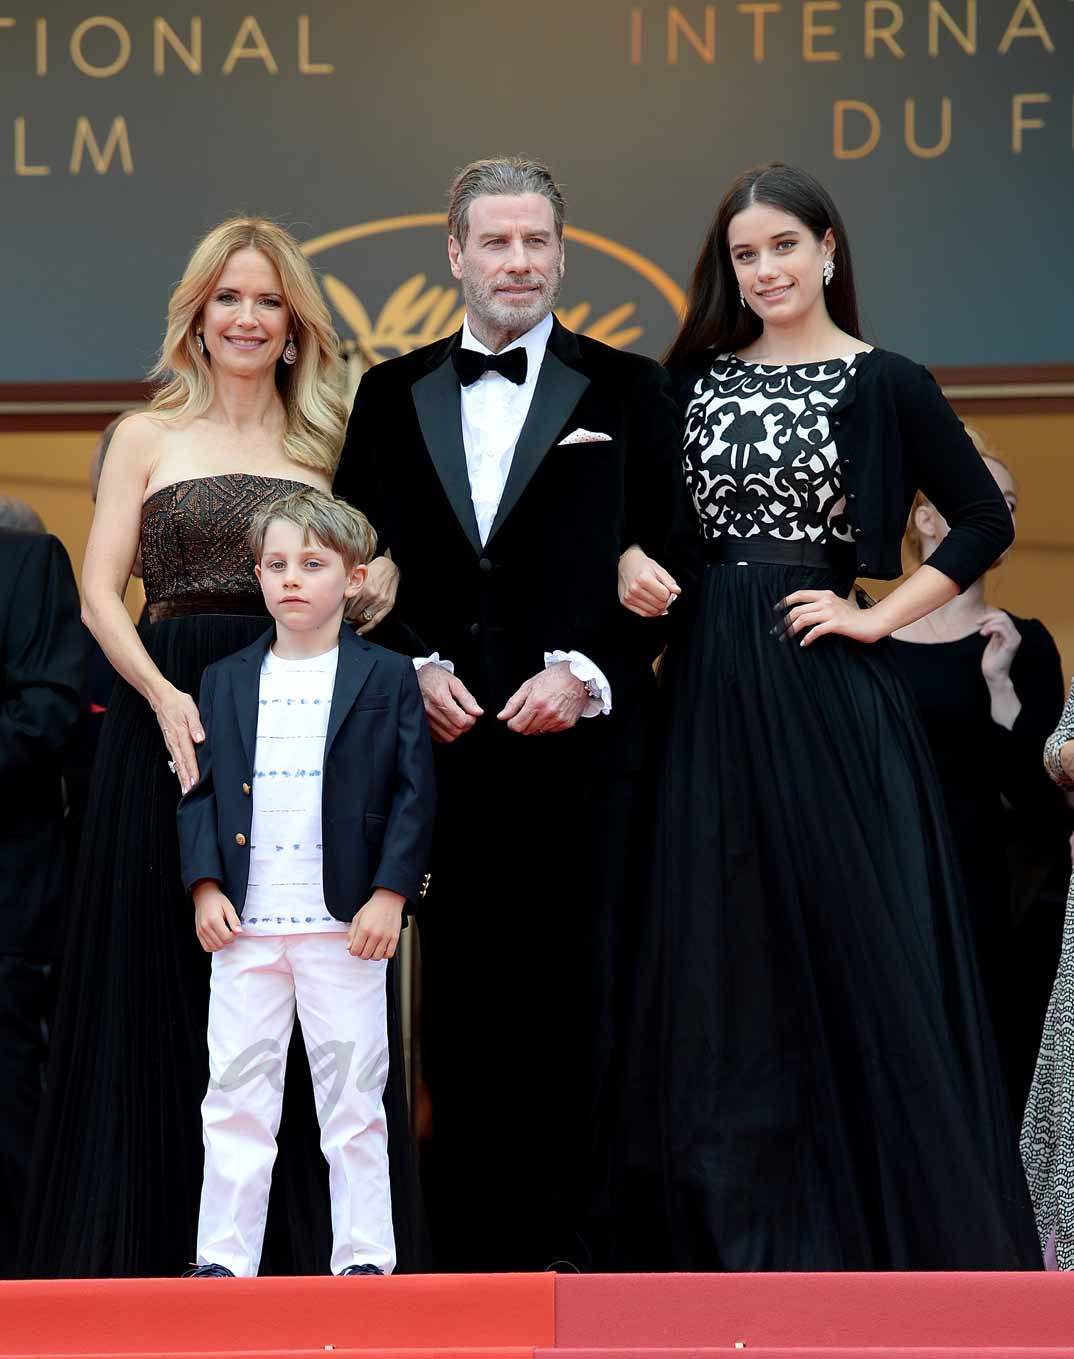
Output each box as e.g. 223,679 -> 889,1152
140,474 -> 309,610
683,355 -> 858,544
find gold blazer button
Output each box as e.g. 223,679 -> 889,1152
235,833 -> 247,847
242,783 -> 251,795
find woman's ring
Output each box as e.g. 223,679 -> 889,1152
167,759 -> 177,774
360,607 -> 374,623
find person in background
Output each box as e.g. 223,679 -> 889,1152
0,496 -> 45,532
892,435 -> 1069,1112
610,161 -> 1040,1270
1022,682 -> 1074,1269
0,527 -> 83,1275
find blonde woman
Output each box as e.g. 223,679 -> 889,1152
21,219 -> 393,1279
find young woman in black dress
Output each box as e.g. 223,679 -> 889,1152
611,163 -> 1042,1270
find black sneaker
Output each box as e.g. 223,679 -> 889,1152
182,1263 -> 235,1278
338,1263 -> 384,1276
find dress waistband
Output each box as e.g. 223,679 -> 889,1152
147,592 -> 268,624
703,537 -> 855,569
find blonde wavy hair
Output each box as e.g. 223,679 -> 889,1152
148,217 -> 347,476
903,425 -> 1014,567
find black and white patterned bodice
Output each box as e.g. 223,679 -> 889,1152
683,355 -> 859,543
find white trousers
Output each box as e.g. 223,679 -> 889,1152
196,933 -> 395,1276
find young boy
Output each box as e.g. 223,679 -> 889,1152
177,488 -> 434,1278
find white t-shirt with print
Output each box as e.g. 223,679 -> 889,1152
242,645 -> 348,935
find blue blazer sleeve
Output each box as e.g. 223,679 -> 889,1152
370,660 -> 436,905
176,665 -> 226,892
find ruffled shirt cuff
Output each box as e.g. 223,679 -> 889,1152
544,649 -> 612,718
413,653 -> 455,675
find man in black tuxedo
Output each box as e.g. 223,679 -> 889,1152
334,156 -> 684,1270
0,528 -> 84,1275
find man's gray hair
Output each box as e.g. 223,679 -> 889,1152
447,156 -> 566,247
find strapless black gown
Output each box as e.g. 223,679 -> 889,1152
21,476 -> 420,1277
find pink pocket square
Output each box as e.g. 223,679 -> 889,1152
558,428 -> 613,445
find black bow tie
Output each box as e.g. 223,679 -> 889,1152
452,345 -> 528,387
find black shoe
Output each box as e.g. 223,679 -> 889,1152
338,1263 -> 384,1276
182,1263 -> 235,1277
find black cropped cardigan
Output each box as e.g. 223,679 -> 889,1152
668,347 -> 1014,588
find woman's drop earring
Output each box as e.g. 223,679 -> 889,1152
738,289 -> 745,308
195,329 -> 205,356
823,259 -> 835,286
282,337 -> 298,365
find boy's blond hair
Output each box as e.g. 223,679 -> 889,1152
247,488 -> 377,571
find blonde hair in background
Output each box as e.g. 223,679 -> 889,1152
903,425 -> 1016,567
148,217 -> 347,476
247,488 -> 378,572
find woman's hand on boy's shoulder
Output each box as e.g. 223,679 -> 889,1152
347,888 -> 405,961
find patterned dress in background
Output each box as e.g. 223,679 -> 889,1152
1022,678 -> 1074,1268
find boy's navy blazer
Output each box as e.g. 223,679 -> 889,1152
177,624 -> 435,921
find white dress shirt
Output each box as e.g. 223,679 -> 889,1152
416,314 -> 611,717
460,312 -> 552,546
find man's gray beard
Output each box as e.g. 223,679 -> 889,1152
462,270 -> 563,344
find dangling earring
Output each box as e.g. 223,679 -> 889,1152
822,259 -> 835,286
282,336 -> 298,365
738,289 -> 745,308
195,328 -> 205,356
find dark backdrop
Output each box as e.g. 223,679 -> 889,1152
2,0 -> 1071,379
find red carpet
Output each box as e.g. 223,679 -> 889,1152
2,1273 -> 1071,1358
552,1272 -> 1074,1351
0,1273 -> 553,1358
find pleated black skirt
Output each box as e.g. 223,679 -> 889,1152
605,558 -> 1042,1270
20,613 -> 420,1278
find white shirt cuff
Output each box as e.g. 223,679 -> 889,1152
544,649 -> 612,718
413,653 -> 455,675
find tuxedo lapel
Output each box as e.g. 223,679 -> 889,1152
412,337 -> 483,557
325,627 -> 378,753
486,324 -> 589,546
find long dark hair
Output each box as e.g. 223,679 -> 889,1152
665,163 -> 862,368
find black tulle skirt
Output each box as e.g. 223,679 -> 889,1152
20,613 -> 419,1278
604,558 -> 1042,1271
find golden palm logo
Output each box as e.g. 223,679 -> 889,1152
322,273 -> 646,363
302,214 -> 685,365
